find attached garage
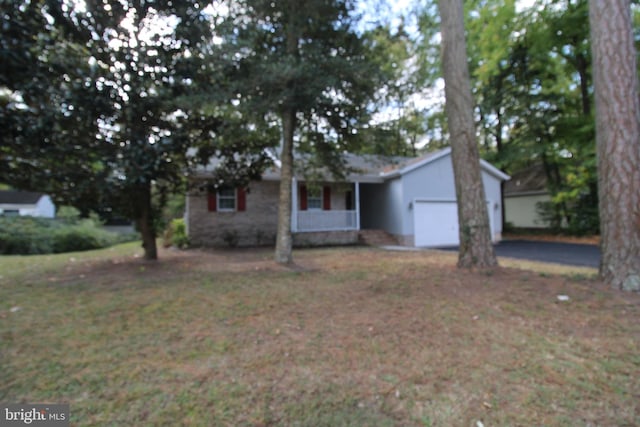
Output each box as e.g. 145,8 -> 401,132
359,148 -> 509,247
413,200 -> 459,246
413,199 -> 497,247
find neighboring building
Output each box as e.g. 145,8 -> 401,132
187,147 -> 510,248
0,191 -> 56,218
503,164 -> 551,229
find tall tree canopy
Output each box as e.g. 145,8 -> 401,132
1,0 -> 111,209
414,0 -> 603,234
218,0 -> 377,264
1,0 -> 220,259
355,24 -> 428,157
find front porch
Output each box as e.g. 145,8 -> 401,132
290,179 -> 361,233
295,210 -> 358,232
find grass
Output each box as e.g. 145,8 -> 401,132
1,243 -> 638,426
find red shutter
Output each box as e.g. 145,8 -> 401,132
300,185 -> 308,211
237,188 -> 246,212
323,186 -> 331,210
207,191 -> 217,212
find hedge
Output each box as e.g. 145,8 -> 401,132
0,217 -> 137,255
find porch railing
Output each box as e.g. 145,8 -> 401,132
295,210 -> 358,232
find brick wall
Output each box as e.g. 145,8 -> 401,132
187,180 -> 360,248
293,230 -> 359,247
187,180 -> 280,247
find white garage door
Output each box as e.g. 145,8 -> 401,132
414,201 -> 459,247
414,200 -> 494,247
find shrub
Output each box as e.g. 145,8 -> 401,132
0,217 -> 135,255
162,218 -> 189,249
0,217 -> 55,254
51,221 -> 111,253
222,230 -> 239,248
56,206 -> 82,224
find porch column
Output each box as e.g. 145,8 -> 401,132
291,177 -> 298,232
355,181 -> 360,230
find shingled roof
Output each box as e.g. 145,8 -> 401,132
0,191 -> 46,205
193,147 -> 510,183
503,164 -> 548,196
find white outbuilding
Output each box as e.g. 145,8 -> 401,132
0,191 -> 56,218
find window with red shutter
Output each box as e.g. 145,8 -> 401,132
217,187 -> 236,211
307,187 -> 322,210
300,185 -> 308,211
322,186 -> 331,210
237,188 -> 246,212
207,192 -> 217,212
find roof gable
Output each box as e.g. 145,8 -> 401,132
380,147 -> 510,182
503,164 -> 547,195
0,191 -> 45,205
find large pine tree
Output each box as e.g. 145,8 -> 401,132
589,0 -> 640,291
438,0 -> 497,268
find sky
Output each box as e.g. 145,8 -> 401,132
357,0 -> 540,31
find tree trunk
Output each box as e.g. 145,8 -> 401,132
274,108 -> 295,264
589,0 -> 640,291
576,53 -> 591,116
438,0 -> 497,268
136,183 -> 158,260
495,90 -> 506,233
275,7 -> 299,265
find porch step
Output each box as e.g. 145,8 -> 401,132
358,229 -> 399,247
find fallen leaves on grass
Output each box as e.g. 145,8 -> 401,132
1,246 -> 638,426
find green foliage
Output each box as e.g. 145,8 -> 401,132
416,0 -> 601,234
55,206 -> 82,222
162,218 -> 189,249
1,0 -> 114,209
354,24 -> 428,156
220,0 -> 378,162
0,217 -> 134,255
0,0 -> 226,259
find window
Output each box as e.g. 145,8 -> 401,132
208,188 -> 246,212
307,188 -> 322,210
217,187 -> 236,211
2,210 -> 19,217
300,185 -> 331,211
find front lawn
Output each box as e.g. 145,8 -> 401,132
1,244 -> 638,426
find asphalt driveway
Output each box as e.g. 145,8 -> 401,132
437,239 -> 600,268
494,240 -> 600,268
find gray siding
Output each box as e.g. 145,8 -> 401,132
401,155 -> 457,236
481,170 -> 505,239
400,155 -> 505,241
359,179 -> 404,235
